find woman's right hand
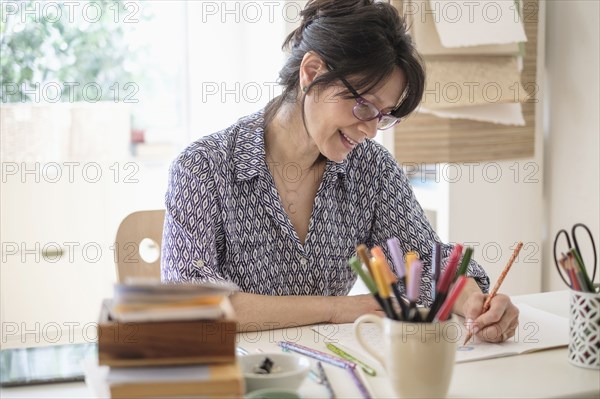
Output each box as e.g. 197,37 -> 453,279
327,294 -> 386,324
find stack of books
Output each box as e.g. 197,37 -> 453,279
85,280 -> 243,398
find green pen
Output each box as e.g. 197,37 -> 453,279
348,257 -> 390,317
456,247 -> 474,277
325,342 -> 377,377
348,256 -> 377,294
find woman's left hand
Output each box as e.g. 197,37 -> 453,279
462,292 -> 520,343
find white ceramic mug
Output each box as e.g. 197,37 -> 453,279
354,312 -> 458,398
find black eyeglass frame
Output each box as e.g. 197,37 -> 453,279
339,77 -> 401,130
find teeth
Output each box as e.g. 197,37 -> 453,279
340,131 -> 357,146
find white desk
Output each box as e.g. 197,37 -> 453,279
2,291 -> 598,398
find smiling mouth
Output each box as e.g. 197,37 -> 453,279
339,130 -> 358,146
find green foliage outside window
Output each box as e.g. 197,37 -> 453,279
0,0 -> 149,103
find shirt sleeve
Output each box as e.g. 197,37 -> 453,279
368,148 -> 490,306
161,153 -> 227,284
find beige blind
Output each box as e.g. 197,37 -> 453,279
392,0 -> 539,163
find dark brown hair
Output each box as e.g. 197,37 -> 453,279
265,0 -> 425,124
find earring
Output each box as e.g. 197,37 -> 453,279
302,86 -> 308,93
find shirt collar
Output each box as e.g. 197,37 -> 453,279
232,110 -> 267,181
327,159 -> 347,176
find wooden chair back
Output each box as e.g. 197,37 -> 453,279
114,209 -> 166,283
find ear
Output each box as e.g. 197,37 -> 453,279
299,51 -> 327,91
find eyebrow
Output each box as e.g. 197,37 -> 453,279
342,77 -> 400,111
368,93 -> 398,111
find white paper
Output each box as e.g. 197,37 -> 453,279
410,0 -> 520,55
455,304 -> 569,362
83,358 -> 211,396
428,0 -> 527,47
111,305 -> 224,322
420,103 -> 526,126
312,304 -> 569,363
422,56 -> 528,109
107,364 -> 210,383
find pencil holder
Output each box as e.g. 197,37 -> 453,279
354,310 -> 457,398
568,289 -> 600,369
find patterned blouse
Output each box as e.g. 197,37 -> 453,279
161,109 -> 490,306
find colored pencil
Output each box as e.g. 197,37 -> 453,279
463,242 -> 523,345
348,257 -> 388,314
425,244 -> 463,322
278,341 -> 371,398
434,276 -> 468,322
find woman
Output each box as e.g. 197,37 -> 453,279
161,0 -> 519,342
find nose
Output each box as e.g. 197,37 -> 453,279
359,119 -> 378,140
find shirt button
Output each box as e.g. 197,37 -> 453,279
299,257 -> 308,266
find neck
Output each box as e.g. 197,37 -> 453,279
265,101 -> 323,170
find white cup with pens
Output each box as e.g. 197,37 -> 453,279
350,241 -> 472,398
354,311 -> 458,399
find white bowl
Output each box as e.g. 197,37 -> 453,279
238,352 -> 310,393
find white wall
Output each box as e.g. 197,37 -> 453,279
543,0 -> 600,291
447,0 -> 600,294
445,3 -> 547,295
0,161 -> 169,348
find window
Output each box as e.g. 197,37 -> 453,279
1,0 -> 286,347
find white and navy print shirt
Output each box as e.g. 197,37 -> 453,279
161,109 -> 490,306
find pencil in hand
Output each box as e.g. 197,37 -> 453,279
463,242 -> 523,345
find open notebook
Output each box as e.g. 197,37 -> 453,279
311,304 -> 569,363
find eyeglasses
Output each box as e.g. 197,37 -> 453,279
340,77 -> 401,130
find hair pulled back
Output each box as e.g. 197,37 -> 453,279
265,0 -> 425,123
